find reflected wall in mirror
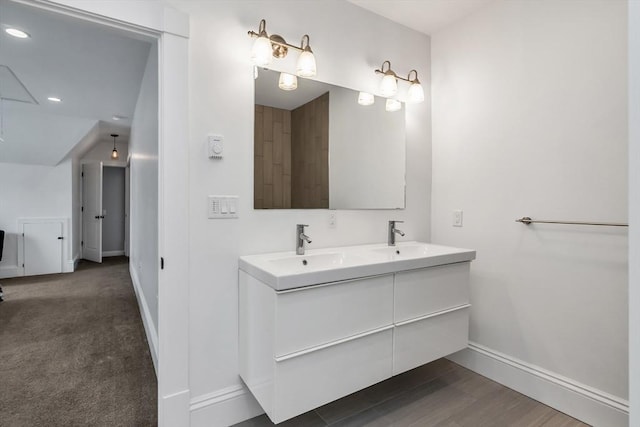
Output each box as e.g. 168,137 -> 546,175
254,69 -> 406,210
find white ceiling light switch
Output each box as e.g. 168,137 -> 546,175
208,195 -> 239,218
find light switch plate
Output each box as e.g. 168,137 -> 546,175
453,210 -> 463,227
328,211 -> 337,228
208,195 -> 238,218
208,134 -> 224,159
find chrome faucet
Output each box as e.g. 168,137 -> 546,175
388,220 -> 405,246
296,224 -> 312,255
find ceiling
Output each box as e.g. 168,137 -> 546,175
348,0 -> 494,35
0,0 -> 153,165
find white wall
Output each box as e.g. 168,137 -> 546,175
167,0 -> 430,423
0,161 -> 73,277
102,166 -> 125,253
329,87 -> 406,209
128,43 -> 159,350
629,1 -> 640,424
431,0 -> 628,424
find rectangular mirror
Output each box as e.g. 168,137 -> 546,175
254,68 -> 406,209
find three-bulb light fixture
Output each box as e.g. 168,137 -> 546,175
358,61 -> 425,111
248,19 -> 316,91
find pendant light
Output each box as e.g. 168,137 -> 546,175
111,133 -> 119,159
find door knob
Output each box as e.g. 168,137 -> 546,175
95,215 -> 105,219
57,236 -> 64,240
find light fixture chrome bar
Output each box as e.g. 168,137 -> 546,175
516,217 -> 628,227
247,20 -> 310,54
374,61 -> 419,83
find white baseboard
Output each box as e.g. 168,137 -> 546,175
63,259 -> 75,273
103,250 -> 125,257
190,384 -> 264,427
129,264 -> 158,373
448,342 -> 629,427
0,265 -> 19,279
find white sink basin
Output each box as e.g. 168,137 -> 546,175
269,252 -> 357,273
371,243 -> 431,260
239,241 -> 475,290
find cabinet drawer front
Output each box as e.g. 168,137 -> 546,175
394,262 -> 470,323
393,306 -> 469,375
275,274 -> 394,356
273,329 -> 393,424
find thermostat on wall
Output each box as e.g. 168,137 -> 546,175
208,134 -> 224,159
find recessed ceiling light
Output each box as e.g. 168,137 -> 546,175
47,97 -> 62,102
112,115 -> 127,121
5,28 -> 30,39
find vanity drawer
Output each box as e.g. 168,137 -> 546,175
393,305 -> 469,375
272,328 -> 393,424
274,274 -> 394,356
394,262 -> 470,323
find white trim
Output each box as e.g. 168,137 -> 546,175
395,303 -> 471,327
63,259 -> 75,273
129,263 -> 158,372
275,325 -> 394,362
448,342 -> 629,427
189,385 -> 264,427
0,265 -> 20,279
103,250 -> 125,257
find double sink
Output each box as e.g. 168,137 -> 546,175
239,241 -> 476,290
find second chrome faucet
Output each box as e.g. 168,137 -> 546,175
296,224 -> 312,255
388,220 -> 405,246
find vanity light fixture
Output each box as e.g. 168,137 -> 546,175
248,19 -> 317,77
357,92 -> 375,106
375,61 -> 425,104
385,99 -> 402,112
278,72 -> 298,91
110,133 -> 119,160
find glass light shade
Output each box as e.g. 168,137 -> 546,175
407,82 -> 425,103
380,74 -> 398,97
296,50 -> 317,77
385,99 -> 402,112
278,72 -> 298,91
357,92 -> 375,106
251,36 -> 272,66
111,148 -> 119,159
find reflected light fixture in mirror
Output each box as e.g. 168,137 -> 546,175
386,99 -> 402,112
358,92 -> 374,106
248,19 -> 316,77
278,72 -> 298,91
375,61 -> 424,104
110,133 -> 119,159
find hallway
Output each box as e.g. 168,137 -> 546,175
0,257 -> 156,426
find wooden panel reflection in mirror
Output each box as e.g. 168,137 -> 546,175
255,92 -> 329,209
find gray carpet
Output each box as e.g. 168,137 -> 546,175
0,257 -> 157,426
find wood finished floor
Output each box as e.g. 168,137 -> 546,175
233,358 -> 588,427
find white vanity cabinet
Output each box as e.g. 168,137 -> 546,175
239,254 -> 473,424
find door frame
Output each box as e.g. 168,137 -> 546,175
17,217 -> 71,276
22,1 -> 191,425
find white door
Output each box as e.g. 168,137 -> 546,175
24,222 -> 63,276
82,162 -> 103,263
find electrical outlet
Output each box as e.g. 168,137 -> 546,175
328,212 -> 337,228
453,210 -> 463,227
